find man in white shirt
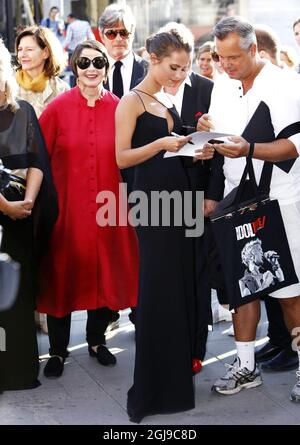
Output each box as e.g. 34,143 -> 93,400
198,16 -> 300,403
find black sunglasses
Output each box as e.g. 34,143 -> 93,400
104,29 -> 131,40
76,56 -> 107,70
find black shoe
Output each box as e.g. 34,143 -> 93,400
44,356 -> 65,378
255,341 -> 283,363
88,345 -> 117,366
261,349 -> 299,372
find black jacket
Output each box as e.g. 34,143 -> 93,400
103,52 -> 148,93
180,72 -> 213,194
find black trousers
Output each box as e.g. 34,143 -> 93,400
47,307 -> 112,358
264,295 -> 291,349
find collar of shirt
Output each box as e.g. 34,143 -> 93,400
107,51 -> 134,95
164,74 -> 192,116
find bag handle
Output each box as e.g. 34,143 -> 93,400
259,161 -> 273,193
233,143 -> 262,206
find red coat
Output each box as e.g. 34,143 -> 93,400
37,87 -> 138,317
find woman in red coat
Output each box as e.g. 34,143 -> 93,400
38,40 -> 138,378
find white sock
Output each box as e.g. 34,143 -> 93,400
235,341 -> 256,371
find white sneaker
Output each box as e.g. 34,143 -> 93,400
290,370 -> 300,402
212,359 -> 263,395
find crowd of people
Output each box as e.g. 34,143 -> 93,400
1,2 -> 300,424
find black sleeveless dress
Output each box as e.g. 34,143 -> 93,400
127,92 -> 196,423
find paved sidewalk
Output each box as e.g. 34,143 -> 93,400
0,305 -> 299,425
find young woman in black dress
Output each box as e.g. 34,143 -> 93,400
116,29 -> 210,423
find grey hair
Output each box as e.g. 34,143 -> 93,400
213,16 -> 257,50
98,3 -> 136,33
0,39 -> 19,112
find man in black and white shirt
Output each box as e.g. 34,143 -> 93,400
198,16 -> 300,403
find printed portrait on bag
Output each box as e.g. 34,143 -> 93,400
238,238 -> 284,297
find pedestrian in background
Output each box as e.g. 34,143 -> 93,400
41,6 -> 65,45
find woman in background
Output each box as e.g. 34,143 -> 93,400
15,26 -> 69,333
196,41 -> 215,80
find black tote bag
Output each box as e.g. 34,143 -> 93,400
210,145 -> 298,310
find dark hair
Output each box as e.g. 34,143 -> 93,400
255,26 -> 279,62
68,13 -> 76,19
146,29 -> 192,59
293,18 -> 300,30
70,40 -> 110,78
15,26 -> 66,77
50,6 -> 59,13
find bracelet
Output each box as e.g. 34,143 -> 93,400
247,142 -> 255,158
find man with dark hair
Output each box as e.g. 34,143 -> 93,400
255,25 -> 279,65
41,6 -> 64,44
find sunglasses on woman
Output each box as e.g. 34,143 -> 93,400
104,29 -> 131,40
76,56 -> 107,70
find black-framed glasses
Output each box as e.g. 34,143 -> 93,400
104,29 -> 131,40
76,56 -> 107,70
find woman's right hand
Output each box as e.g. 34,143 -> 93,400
196,114 -> 214,132
1,199 -> 33,220
161,135 -> 192,153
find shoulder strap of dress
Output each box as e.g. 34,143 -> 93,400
131,90 -> 147,111
132,88 -> 171,109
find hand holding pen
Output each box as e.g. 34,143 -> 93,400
171,132 -> 195,145
161,133 -> 193,153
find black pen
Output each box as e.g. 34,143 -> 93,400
171,132 -> 195,145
